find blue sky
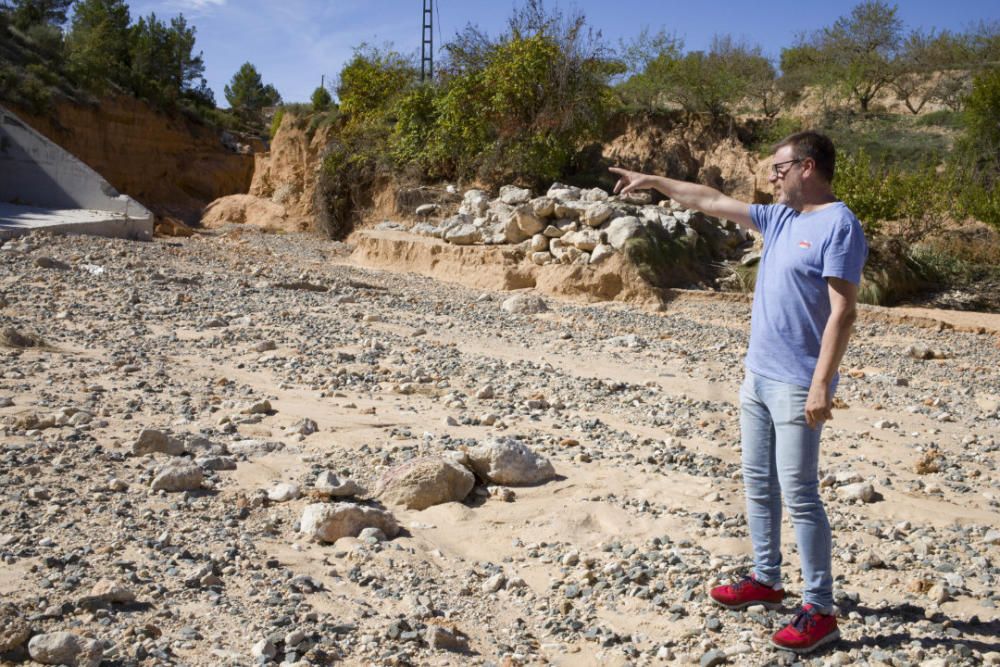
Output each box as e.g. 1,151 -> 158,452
125,0 -> 999,106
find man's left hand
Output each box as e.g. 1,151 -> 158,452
805,382 -> 833,429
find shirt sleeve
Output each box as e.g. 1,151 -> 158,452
822,217 -> 868,285
750,204 -> 774,238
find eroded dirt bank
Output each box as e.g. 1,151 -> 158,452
0,228 -> 998,667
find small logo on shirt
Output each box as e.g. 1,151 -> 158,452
798,240 -> 812,249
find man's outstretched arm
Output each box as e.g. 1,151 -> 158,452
609,167 -> 757,232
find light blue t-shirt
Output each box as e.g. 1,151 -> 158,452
745,202 -> 868,390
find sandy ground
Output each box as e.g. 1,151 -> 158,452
0,228 -> 997,667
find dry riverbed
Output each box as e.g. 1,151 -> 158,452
0,228 -> 998,667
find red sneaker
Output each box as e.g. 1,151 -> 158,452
771,604 -> 840,654
709,575 -> 784,610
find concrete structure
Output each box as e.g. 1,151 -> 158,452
0,105 -> 153,241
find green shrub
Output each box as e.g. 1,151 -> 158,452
269,107 -> 284,140
310,85 -> 332,112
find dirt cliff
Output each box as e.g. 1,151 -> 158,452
11,96 -> 256,223
598,112 -> 768,204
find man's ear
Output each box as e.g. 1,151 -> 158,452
801,157 -> 816,178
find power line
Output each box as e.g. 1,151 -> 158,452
421,0 -> 433,82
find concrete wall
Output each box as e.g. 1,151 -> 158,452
0,104 -> 152,221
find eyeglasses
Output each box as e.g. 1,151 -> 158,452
771,158 -> 803,178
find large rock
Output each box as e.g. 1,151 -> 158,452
605,216 -> 644,250
132,429 -> 185,456
838,481 -> 879,503
467,438 -> 556,486
553,200 -> 587,219
590,244 -> 615,265
501,294 -> 548,315
499,185 -> 532,205
299,503 -> 399,543
563,229 -> 599,252
514,205 -> 545,236
28,632 -> 103,667
529,196 -> 556,218
377,457 -> 475,510
581,202 -> 612,227
459,189 -> 489,217
444,224 -> 482,245
150,462 -> 204,492
503,213 -> 530,244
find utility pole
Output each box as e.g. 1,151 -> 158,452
421,0 -> 433,82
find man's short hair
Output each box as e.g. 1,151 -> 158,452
775,131 -> 836,183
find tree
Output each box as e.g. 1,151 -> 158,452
892,29 -> 974,113
6,0 -> 72,30
66,0 -> 132,91
310,84 -> 332,112
962,68 -> 1000,173
129,12 -> 213,108
224,62 -> 281,119
618,34 -> 774,117
818,0 -> 903,111
336,45 -> 415,122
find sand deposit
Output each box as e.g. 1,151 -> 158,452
0,228 -> 997,666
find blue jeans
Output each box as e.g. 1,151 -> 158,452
740,370 -> 834,611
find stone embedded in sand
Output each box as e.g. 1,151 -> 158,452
89,579 -> 136,604
590,244 -> 614,265
501,294 -> 548,315
35,256 -> 70,270
0,603 -> 30,653
531,251 -> 552,266
132,429 -> 185,456
605,216 -> 644,250
28,632 -> 103,667
377,456 -> 475,510
288,418 -> 318,436
529,234 -> 549,252
314,471 -> 365,498
267,482 -> 300,502
299,503 -> 399,543
151,462 -> 204,492
499,185 -> 532,206
425,625 -> 469,652
241,399 -> 272,415
467,438 -> 556,486
838,481 -> 878,503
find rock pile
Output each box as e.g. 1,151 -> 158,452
407,183 -> 750,268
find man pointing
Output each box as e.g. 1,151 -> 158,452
611,131 -> 868,654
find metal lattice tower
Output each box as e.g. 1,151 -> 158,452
421,0 -> 433,82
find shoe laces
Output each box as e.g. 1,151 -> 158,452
791,606 -> 819,633
731,575 -> 757,592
